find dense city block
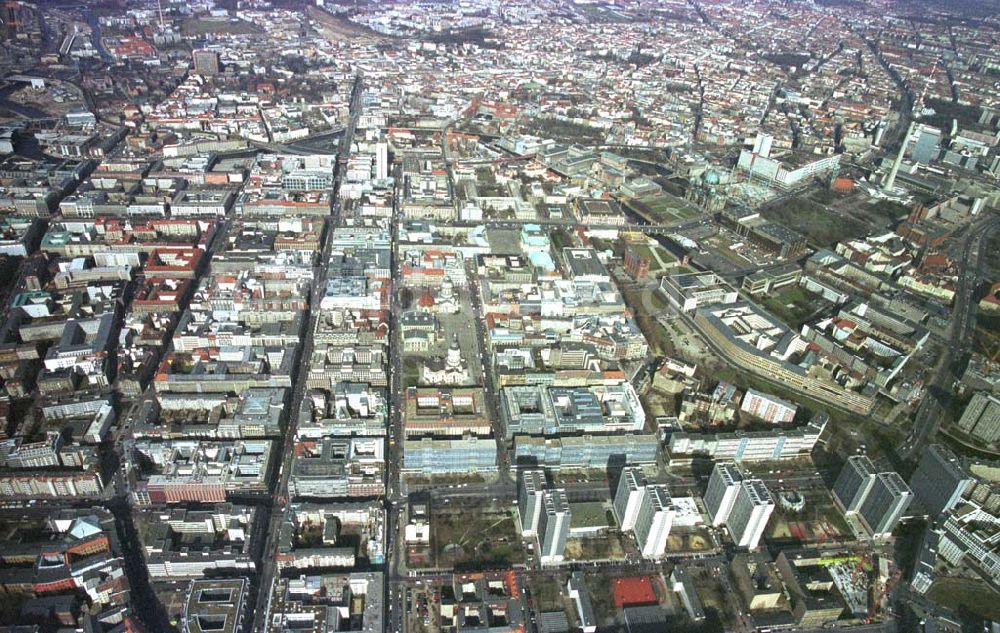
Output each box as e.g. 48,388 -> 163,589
1,0 -> 1000,632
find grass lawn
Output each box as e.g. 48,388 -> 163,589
692,570 -> 739,630
656,247 -> 679,265
631,243 -> 679,271
972,318 -> 1000,361
643,194 -> 684,212
475,166 -> 496,187
641,392 -> 675,418
761,196 -> 867,246
569,501 -> 611,531
865,199 -> 911,224
578,4 -> 631,21
550,228 -> 575,252
821,499 -> 852,536
431,509 -> 525,570
402,357 -> 422,387
630,244 -> 664,271
985,229 -> 1000,280
634,194 -> 701,223
529,117 -> 604,143
584,574 -> 620,627
181,17 -> 259,36
928,577 -> 1000,621
673,205 -> 702,220
619,284 -> 673,354
761,285 -> 825,327
647,321 -> 675,355
529,576 -> 566,611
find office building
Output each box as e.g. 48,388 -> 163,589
132,440 -> 272,504
737,137 -> 842,189
634,484 -> 675,559
832,455 -> 877,513
183,578 -> 248,633
858,472 -> 913,538
518,469 -> 547,537
623,605 -> 668,633
668,414 -> 827,463
909,444 -> 972,517
192,49 -> 220,75
402,436 -> 497,474
659,272 -> 738,312
538,489 -> 571,565
513,433 -> 658,470
691,302 -> 875,414
624,248 -> 652,280
727,480 -> 775,549
562,248 -> 611,284
958,392 -> 1000,444
502,383 -> 646,438
144,507 -> 256,578
288,438 -> 384,499
704,462 -> 743,526
614,466 -> 647,531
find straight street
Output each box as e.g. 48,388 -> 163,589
250,74 -> 363,633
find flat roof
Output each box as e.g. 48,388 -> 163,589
612,576 -> 658,608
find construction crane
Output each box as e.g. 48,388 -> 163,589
868,567 -> 902,622
854,552 -> 870,575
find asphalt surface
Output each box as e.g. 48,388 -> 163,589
901,214 -> 1000,460
249,75 -> 363,633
